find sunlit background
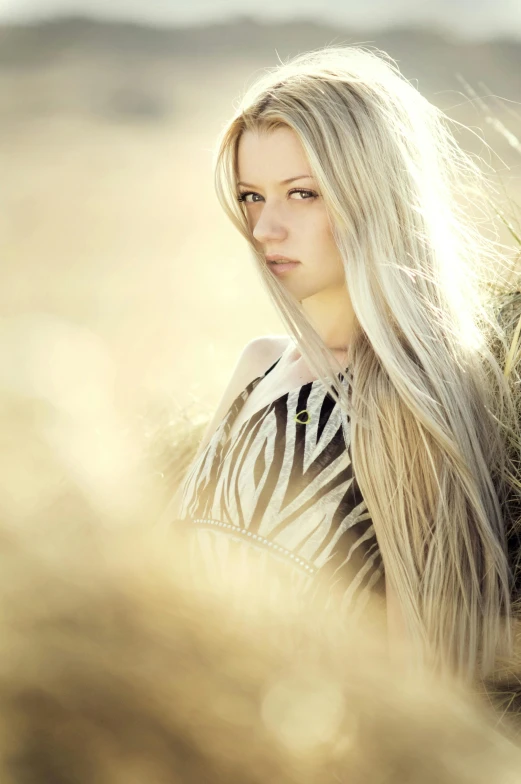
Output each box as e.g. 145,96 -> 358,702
1,0 -> 521,519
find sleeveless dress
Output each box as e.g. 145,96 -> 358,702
175,354 -> 386,622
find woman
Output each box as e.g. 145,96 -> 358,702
167,45 -> 521,683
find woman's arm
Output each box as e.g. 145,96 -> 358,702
160,335 -> 290,525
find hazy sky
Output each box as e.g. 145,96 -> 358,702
1,0 -> 521,40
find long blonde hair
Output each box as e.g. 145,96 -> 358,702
213,45 -> 521,681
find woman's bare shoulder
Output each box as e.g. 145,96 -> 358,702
188,335 -> 291,464
243,334 -> 292,375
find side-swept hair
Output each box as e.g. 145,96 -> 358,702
213,45 -> 521,680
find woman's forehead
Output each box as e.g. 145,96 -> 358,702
237,127 -> 311,182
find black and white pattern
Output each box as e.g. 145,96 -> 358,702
176,356 -> 386,618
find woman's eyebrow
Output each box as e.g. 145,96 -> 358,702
237,175 -> 315,187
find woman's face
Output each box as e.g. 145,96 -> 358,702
236,126 -> 346,302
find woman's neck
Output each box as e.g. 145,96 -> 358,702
285,340 -> 348,375
298,282 -> 355,367
301,283 -> 355,353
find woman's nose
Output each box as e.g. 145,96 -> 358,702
252,205 -> 288,245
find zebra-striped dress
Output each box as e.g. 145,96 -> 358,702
176,354 -> 386,621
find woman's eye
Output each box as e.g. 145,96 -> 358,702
289,189 -> 317,200
237,189 -> 317,203
237,192 -> 261,203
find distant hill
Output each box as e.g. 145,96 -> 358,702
0,16 -> 520,126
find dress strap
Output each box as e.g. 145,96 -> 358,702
261,354 -> 283,379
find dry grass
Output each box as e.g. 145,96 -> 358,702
0,516 -> 520,783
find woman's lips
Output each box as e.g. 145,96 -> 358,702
267,260 -> 300,275
266,254 -> 299,263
